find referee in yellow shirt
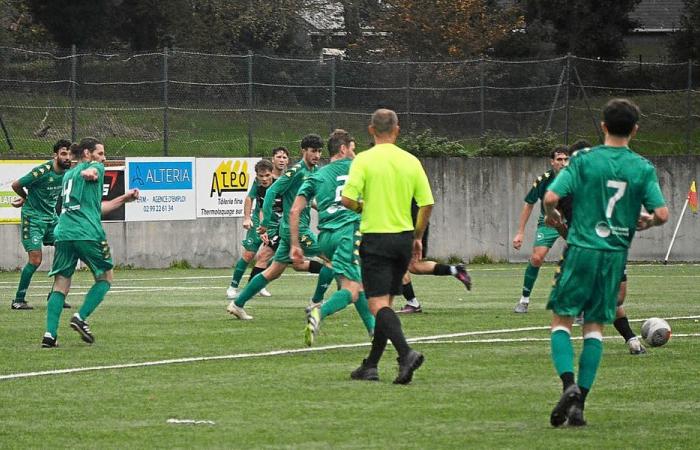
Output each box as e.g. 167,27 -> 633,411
341,108 -> 434,384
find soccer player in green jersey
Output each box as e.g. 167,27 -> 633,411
41,138 -> 140,348
289,129 -> 375,346
227,135 -> 334,320
512,146 -> 570,313
342,108 -> 434,385
10,139 -> 72,310
543,99 -> 668,426
226,147 -> 288,299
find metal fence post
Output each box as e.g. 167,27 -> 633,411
564,53 -> 571,145
330,56 -> 336,132
247,51 -> 254,157
480,57 -> 485,136
70,44 -> 77,142
405,62 -> 411,130
687,60 -> 693,154
162,47 -> 169,156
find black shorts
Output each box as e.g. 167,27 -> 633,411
360,231 -> 413,297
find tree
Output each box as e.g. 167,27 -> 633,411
523,0 -> 641,59
669,0 -> 700,61
367,0 -> 524,59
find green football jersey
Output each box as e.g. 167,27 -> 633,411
17,160 -> 64,221
262,160 -> 316,232
548,145 -> 666,251
54,161 -> 106,242
248,176 -> 282,228
297,158 -> 359,230
524,169 -> 556,227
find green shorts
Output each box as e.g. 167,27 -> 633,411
21,214 -> 57,252
48,240 -> 114,279
547,245 -> 627,324
534,225 -> 560,248
318,222 -> 362,282
241,226 -> 263,252
273,228 -> 321,264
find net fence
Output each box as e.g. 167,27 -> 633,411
0,46 -> 697,157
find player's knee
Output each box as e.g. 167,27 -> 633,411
28,252 -> 42,266
530,253 -> 545,267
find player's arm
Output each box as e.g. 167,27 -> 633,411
512,203 -> 535,250
81,167 -> 99,181
260,172 -> 291,230
10,179 -> 27,207
288,195 -> 309,264
340,196 -> 362,213
242,196 -> 253,230
543,191 -> 563,229
637,167 -> 669,231
636,207 -> 669,231
341,157 -> 364,213
102,189 -> 140,216
413,204 -> 433,261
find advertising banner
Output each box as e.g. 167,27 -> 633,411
0,160 -> 45,224
102,166 -> 126,221
125,157 -> 196,221
196,158 -> 260,218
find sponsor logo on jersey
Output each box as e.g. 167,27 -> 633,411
595,221 -> 611,238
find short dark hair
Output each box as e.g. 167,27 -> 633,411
272,146 -> 289,157
70,137 -> 102,159
327,129 -> 353,157
603,98 -> 640,137
53,139 -> 71,153
550,145 -> 569,159
569,139 -> 591,152
300,134 -> 323,150
255,159 -> 274,173
370,108 -> 399,135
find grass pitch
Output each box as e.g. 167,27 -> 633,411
0,264 -> 698,449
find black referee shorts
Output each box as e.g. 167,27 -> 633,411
360,231 -> 413,298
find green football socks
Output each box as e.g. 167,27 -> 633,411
311,266 -> 335,303
15,262 -> 38,302
78,280 -> 111,320
550,328 -> 574,376
354,291 -> 375,334
522,262 -> 540,297
46,291 -> 66,337
578,336 -> 603,390
235,273 -> 269,307
230,258 -> 249,288
320,288 -> 352,318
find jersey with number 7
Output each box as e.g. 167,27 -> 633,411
548,145 -> 666,251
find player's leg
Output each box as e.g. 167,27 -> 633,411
293,230 -> 333,306
515,226 -> 558,313
69,240 -> 115,344
398,271 -> 422,313
252,243 -> 275,297
12,216 -> 48,310
611,268 -> 644,354
43,241 -> 79,347
228,227 -> 262,297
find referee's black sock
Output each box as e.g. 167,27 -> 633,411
248,266 -> 264,282
402,282 -> 415,301
433,263 -> 452,276
366,325 -> 387,367
377,306 -> 411,359
613,316 -> 636,342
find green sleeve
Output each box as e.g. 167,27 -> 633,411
342,157 -> 364,201
262,170 -> 292,227
523,181 -> 540,204
642,165 -> 666,211
548,165 -> 574,198
247,179 -> 259,199
297,175 -> 317,201
17,163 -> 51,188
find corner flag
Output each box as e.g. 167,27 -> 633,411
689,181 -> 698,214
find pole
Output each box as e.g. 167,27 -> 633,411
162,47 -> 169,156
572,65 -> 603,144
479,57 -> 485,136
663,198 -> 689,264
330,56 -> 336,132
70,44 -> 77,142
405,62 -> 411,130
686,60 -> 693,154
564,53 -> 571,145
546,64 -> 566,131
0,114 -> 14,150
247,51 -> 254,157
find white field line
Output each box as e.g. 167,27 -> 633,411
1,316 -> 698,382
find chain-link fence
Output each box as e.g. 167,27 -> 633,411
1,46 -> 698,157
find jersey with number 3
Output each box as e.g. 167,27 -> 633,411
548,145 -> 665,251
297,158 -> 359,231
54,161 -> 106,242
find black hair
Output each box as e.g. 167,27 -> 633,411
300,134 -> 323,150
53,139 -> 71,153
550,145 -> 569,159
327,129 -> 354,157
603,98 -> 640,137
255,159 -> 274,173
272,146 -> 289,157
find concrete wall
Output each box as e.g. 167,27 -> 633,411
1,156 -> 698,270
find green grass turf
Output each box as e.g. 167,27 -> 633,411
0,264 -> 698,448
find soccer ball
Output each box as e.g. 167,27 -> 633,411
640,318 -> 672,347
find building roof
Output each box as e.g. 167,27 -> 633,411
630,0 -> 684,32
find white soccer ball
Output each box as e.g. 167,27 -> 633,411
640,318 -> 672,347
